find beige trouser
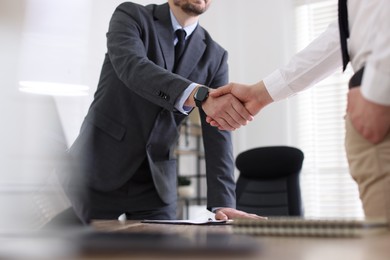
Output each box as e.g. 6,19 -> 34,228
345,116 -> 390,222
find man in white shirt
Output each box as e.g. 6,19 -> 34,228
208,0 -> 390,222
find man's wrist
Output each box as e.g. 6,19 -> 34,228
184,84 -> 200,107
255,80 -> 273,107
180,83 -> 198,109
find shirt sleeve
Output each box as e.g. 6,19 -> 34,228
360,1 -> 390,106
263,21 -> 342,102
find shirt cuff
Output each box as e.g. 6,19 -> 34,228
263,69 -> 295,102
174,82 -> 199,114
211,207 -> 223,213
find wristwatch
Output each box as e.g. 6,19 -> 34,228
193,86 -> 209,108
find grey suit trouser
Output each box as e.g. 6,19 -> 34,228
88,159 -> 177,220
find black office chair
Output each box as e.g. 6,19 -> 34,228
235,146 -> 304,217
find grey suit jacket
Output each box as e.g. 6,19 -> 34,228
67,2 -> 235,212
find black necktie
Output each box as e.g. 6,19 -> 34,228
338,0 -> 350,71
174,29 -> 187,71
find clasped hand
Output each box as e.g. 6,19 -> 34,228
204,81 -> 273,131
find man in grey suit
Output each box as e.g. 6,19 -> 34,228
59,0 -> 260,223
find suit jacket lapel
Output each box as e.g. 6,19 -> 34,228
175,26 -> 206,78
153,3 -> 175,72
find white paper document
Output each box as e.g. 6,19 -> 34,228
141,219 -> 233,225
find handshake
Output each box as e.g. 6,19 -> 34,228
195,81 -> 273,131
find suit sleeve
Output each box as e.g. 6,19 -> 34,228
106,3 -> 191,111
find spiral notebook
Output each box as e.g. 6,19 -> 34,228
233,217 -> 388,237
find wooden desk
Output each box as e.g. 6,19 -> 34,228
92,220 -> 390,260
0,220 -> 389,260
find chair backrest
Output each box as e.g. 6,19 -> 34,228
235,146 -> 304,217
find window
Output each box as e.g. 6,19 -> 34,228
291,0 -> 364,218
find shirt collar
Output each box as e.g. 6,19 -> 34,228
169,10 -> 198,40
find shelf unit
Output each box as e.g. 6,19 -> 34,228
175,110 -> 206,218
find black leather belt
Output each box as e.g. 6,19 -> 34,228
349,66 -> 365,88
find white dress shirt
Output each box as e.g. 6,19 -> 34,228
264,0 -> 390,106
170,10 -> 199,114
